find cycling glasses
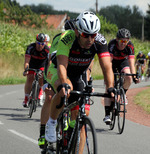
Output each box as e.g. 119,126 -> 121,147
118,39 -> 129,44
36,41 -> 45,45
79,32 -> 97,38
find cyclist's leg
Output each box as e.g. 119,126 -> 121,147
120,59 -> 132,104
23,72 -> 34,107
38,67 -> 45,102
120,59 -> 132,91
39,86 -> 55,149
45,65 -> 73,143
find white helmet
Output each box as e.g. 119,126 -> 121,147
148,52 -> 150,57
45,34 -> 50,42
76,11 -> 100,34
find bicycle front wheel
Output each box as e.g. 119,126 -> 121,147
28,99 -> 34,118
117,88 -> 126,134
73,116 -> 97,154
109,102 -> 116,130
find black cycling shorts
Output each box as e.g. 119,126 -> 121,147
112,59 -> 129,73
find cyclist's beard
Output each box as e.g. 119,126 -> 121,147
77,35 -> 91,49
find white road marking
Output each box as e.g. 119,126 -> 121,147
8,129 -> 38,145
0,90 -> 18,98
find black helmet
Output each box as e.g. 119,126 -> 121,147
36,33 -> 46,42
117,28 -> 131,39
64,19 -> 76,30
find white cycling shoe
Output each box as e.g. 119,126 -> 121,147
45,118 -> 57,143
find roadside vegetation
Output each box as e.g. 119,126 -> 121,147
0,21 -> 150,84
134,87 -> 150,114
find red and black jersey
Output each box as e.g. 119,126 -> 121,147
108,39 -> 135,60
25,43 -> 49,69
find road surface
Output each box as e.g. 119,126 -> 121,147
0,80 -> 150,154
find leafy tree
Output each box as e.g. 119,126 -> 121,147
0,0 -> 5,20
145,4 -> 150,40
99,5 -> 143,39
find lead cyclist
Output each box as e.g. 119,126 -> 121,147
44,11 -> 115,153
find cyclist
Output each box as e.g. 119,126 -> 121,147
22,33 -> 49,107
38,19 -> 80,149
45,34 -> 51,48
135,51 -> 146,80
103,28 -> 140,124
44,11 -> 114,153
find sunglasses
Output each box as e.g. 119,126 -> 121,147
79,32 -> 97,38
36,41 -> 45,45
118,39 -> 129,44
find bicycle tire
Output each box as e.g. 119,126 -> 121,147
33,81 -> 39,112
28,82 -> 36,118
72,116 -> 97,154
28,99 -> 34,118
117,88 -> 126,134
56,116 -> 63,154
109,102 -> 116,130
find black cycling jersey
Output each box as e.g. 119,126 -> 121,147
136,54 -> 146,64
50,32 -> 109,78
108,39 -> 135,72
25,43 -> 49,69
108,39 -> 134,60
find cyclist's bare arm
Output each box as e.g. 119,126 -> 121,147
23,56 -> 30,76
99,56 -> 114,89
57,55 -> 71,97
128,58 -> 136,74
24,56 -> 30,70
87,60 -> 94,81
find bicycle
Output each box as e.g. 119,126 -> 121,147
44,78 -> 110,154
24,68 -> 43,118
109,72 -> 138,134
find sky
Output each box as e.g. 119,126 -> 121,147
16,0 -> 149,15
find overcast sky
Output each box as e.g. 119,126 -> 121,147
16,0 -> 149,15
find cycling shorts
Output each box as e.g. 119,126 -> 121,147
28,67 -> 44,75
46,63 -> 90,111
112,59 -> 129,73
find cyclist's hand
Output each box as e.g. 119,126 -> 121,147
107,87 -> 116,98
57,83 -> 71,97
23,71 -> 28,76
133,77 -> 140,84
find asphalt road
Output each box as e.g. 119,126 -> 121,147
0,80 -> 150,154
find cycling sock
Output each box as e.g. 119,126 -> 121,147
105,106 -> 110,116
40,124 -> 46,137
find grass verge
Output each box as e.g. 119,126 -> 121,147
134,87 -> 150,114
0,77 -> 26,85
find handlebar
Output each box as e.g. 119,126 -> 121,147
114,72 -> 139,79
56,90 -> 111,109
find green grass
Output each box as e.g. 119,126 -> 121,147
134,88 -> 150,114
0,77 -> 26,85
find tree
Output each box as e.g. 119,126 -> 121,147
99,5 -> 143,39
145,4 -> 150,40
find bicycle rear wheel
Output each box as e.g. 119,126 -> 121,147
117,88 -> 126,134
72,116 -> 97,154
